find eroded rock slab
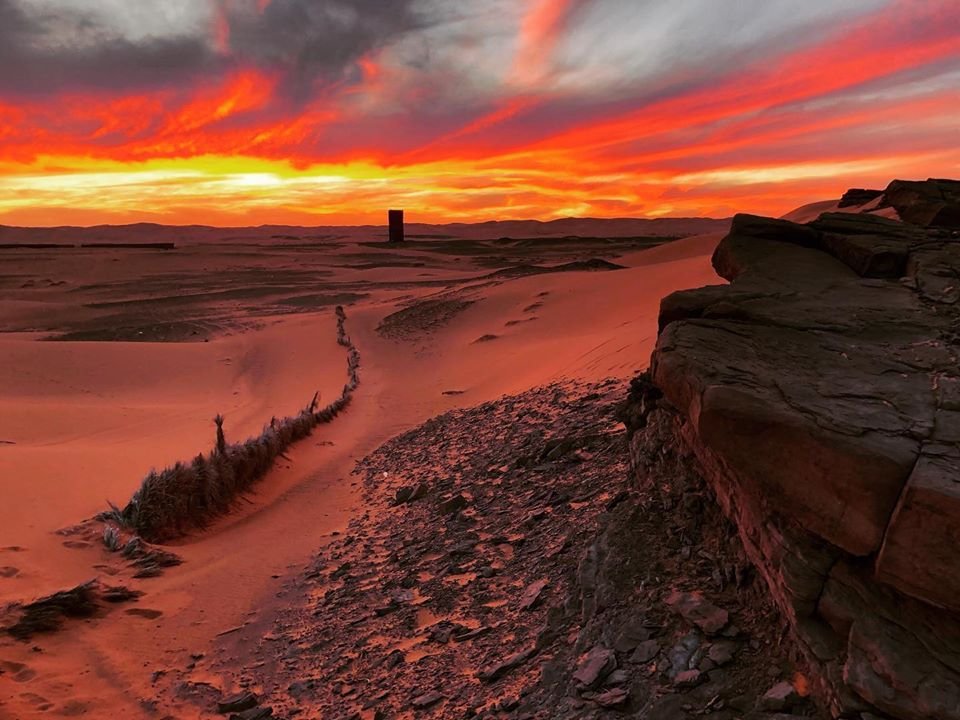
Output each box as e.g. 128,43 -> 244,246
630,178 -> 960,720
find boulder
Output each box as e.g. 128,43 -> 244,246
572,646 -> 617,689
876,447 -> 960,611
838,188 -> 884,208
883,178 -> 960,228
664,590 -> 728,635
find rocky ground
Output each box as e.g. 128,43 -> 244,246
181,380 -> 825,720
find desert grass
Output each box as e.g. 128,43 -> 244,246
103,306 -> 361,542
4,580 -> 143,640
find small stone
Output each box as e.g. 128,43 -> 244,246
573,646 -> 617,689
453,626 -> 491,643
478,646 -> 536,682
594,687 -> 628,708
760,681 -> 799,712
613,618 -> 653,652
384,650 -> 404,668
217,692 -> 258,714
707,639 -> 738,666
604,669 -> 628,686
665,590 -> 729,635
439,494 -> 468,515
629,639 -> 661,664
519,579 -> 549,610
429,625 -> 455,644
674,669 -> 704,689
411,691 -> 444,709
667,632 -> 701,677
229,708 -> 272,720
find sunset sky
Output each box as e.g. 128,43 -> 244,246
0,0 -> 958,226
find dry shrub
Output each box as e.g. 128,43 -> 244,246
5,580 -> 143,640
108,307 -> 361,542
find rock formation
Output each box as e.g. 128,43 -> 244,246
624,178 -> 960,719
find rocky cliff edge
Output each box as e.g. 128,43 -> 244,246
624,178 -> 960,719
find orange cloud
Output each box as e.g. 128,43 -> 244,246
0,0 -> 958,226
512,0 -> 582,85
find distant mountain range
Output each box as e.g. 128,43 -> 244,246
0,216 -> 730,245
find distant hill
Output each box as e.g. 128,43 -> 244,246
0,216 -> 730,245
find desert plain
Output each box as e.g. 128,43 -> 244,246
0,215 -> 727,718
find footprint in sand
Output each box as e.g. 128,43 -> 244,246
0,566 -> 19,578
20,692 -> 53,712
125,608 -> 164,620
92,564 -> 120,575
1,661 -> 37,682
61,540 -> 92,550
59,700 -> 90,717
472,334 -> 499,344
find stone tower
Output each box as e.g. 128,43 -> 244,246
388,209 -> 404,243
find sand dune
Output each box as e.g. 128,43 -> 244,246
0,226 -> 721,718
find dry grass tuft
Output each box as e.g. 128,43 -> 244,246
5,580 -> 143,640
104,307 -> 361,542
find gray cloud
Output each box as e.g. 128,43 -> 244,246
0,0 -> 425,99
0,0 -> 219,95
225,0 -> 424,100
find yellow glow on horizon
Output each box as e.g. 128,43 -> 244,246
1,144 -> 959,227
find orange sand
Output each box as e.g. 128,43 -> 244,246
0,229 -> 720,718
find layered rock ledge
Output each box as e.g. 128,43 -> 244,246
625,179 -> 960,719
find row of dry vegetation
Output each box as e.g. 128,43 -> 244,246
102,306 -> 361,542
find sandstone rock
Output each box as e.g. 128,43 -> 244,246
604,669 -> 628,686
759,681 -> 798,712
519,579 -> 549,611
883,178 -> 960,228
629,639 -> 661,664
229,709 -> 272,720
876,448 -> 960,611
818,232 -> 910,278
612,617 -> 652,652
838,188 -> 884,208
632,190 -> 960,720
572,646 -> 617,689
410,691 -> 444,709
667,631 -> 701,677
674,669 -> 704,689
218,692 -> 258,714
707,640 -> 738,666
665,590 -> 728,635
439,494 -> 467,515
478,646 -> 536,683
593,687 -> 628,708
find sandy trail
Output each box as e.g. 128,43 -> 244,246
0,236 -> 719,719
